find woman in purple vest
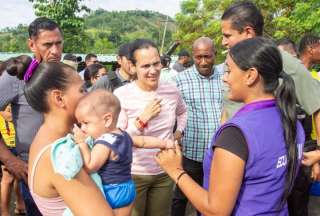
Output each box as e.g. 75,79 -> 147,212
155,37 -> 305,215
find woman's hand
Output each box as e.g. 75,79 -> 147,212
155,143 -> 183,180
72,124 -> 87,145
302,150 -> 320,166
139,98 -> 162,123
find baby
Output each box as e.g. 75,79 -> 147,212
73,89 -> 173,216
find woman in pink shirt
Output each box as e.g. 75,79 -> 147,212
114,39 -> 187,216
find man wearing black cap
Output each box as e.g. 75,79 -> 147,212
172,50 -> 191,72
92,42 -> 135,92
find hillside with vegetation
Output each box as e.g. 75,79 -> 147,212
0,25 -> 29,52
84,9 -> 176,53
0,9 -> 176,54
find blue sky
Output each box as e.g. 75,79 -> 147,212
0,0 -> 182,28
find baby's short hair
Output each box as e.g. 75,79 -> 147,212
78,89 -> 121,122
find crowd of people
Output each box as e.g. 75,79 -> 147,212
0,1 -> 320,216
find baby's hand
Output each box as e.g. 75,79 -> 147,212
72,124 -> 87,144
164,140 -> 176,149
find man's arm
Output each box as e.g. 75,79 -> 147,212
0,72 -> 28,181
0,135 -> 28,182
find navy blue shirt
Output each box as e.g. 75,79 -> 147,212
95,131 -> 132,184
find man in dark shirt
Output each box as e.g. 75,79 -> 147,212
79,53 -> 98,79
92,42 -> 135,91
0,17 -> 63,216
172,50 -> 191,72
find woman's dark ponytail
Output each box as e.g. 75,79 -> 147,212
276,71 -> 298,205
5,55 -> 32,80
5,55 -> 75,113
3,55 -> 77,113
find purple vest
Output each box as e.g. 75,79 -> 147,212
203,100 -> 305,215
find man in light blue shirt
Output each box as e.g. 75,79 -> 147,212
173,37 -> 224,216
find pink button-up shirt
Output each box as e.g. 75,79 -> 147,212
114,81 -> 187,175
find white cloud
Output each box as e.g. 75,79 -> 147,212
0,0 -> 182,29
0,0 -> 36,28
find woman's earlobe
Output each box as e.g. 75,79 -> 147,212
51,90 -> 66,108
246,68 -> 259,86
57,96 -> 66,108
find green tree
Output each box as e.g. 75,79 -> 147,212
0,9 -> 177,54
175,0 -> 320,63
0,25 -> 29,52
29,0 -> 90,53
84,9 -> 176,53
108,32 -> 121,47
271,0 -> 320,40
174,0 -> 225,62
92,38 -> 114,54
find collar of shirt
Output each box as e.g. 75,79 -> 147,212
115,69 -> 131,84
192,65 -> 217,80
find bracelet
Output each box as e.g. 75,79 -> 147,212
136,117 -> 148,128
176,170 -> 187,185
